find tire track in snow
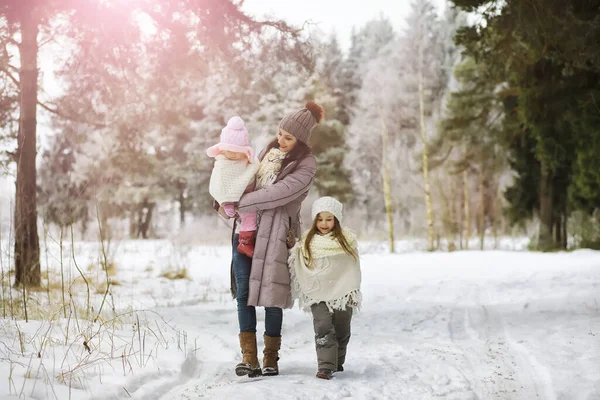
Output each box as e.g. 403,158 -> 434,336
503,328 -> 556,400
457,287 -> 557,399
445,286 -> 542,399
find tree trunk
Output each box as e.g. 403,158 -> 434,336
436,175 -> 455,251
80,206 -> 88,239
364,199 -> 372,234
418,50 -> 434,251
178,190 -> 186,226
553,203 -> 568,250
380,116 -> 395,253
176,179 -> 186,227
100,213 -> 110,243
137,199 -> 155,239
553,218 -> 561,248
562,200 -> 568,249
492,184 -> 499,249
14,10 -> 41,287
458,175 -> 464,250
558,185 -> 568,250
129,209 -> 137,238
450,177 -> 457,248
479,168 -> 485,250
538,161 -> 554,251
463,170 -> 470,250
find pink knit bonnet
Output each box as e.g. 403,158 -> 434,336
206,116 -> 254,160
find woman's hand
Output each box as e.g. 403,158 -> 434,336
237,156 -> 317,214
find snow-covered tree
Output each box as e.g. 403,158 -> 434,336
398,0 -> 450,246
38,123 -> 89,232
338,16 -> 396,125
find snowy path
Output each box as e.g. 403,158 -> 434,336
79,247 -> 600,400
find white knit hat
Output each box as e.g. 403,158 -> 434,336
311,196 -> 343,223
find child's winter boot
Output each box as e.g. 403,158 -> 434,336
316,369 -> 334,380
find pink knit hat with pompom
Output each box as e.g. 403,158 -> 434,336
206,116 -> 254,161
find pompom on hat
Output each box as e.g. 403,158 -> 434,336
206,116 -> 255,160
279,101 -> 325,144
311,196 -> 343,223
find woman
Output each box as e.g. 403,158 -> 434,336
217,101 -> 324,378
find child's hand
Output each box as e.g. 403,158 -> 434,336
217,206 -> 231,219
223,204 -> 236,217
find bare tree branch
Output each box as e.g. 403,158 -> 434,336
0,67 -> 19,88
37,100 -> 108,128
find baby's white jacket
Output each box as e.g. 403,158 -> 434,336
209,155 -> 259,204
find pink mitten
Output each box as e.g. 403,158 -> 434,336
223,204 -> 236,217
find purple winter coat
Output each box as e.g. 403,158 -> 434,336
234,154 -> 317,309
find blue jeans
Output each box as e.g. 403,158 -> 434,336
232,234 -> 283,337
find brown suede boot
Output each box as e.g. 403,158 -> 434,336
262,334 -> 281,376
235,332 -> 261,377
237,231 -> 256,258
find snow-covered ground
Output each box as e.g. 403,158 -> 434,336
0,238 -> 599,400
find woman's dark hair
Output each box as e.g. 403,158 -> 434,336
260,137 -> 312,173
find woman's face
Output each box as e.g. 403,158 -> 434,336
277,129 -> 297,153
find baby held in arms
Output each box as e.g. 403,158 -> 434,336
207,116 -> 259,257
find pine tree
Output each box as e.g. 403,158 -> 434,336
451,0 -> 600,250
435,57 -> 507,247
310,35 -> 354,204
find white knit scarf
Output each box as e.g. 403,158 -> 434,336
289,229 -> 362,312
299,230 -> 358,261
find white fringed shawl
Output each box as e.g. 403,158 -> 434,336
288,229 -> 362,312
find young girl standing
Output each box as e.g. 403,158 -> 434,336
289,196 -> 362,380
